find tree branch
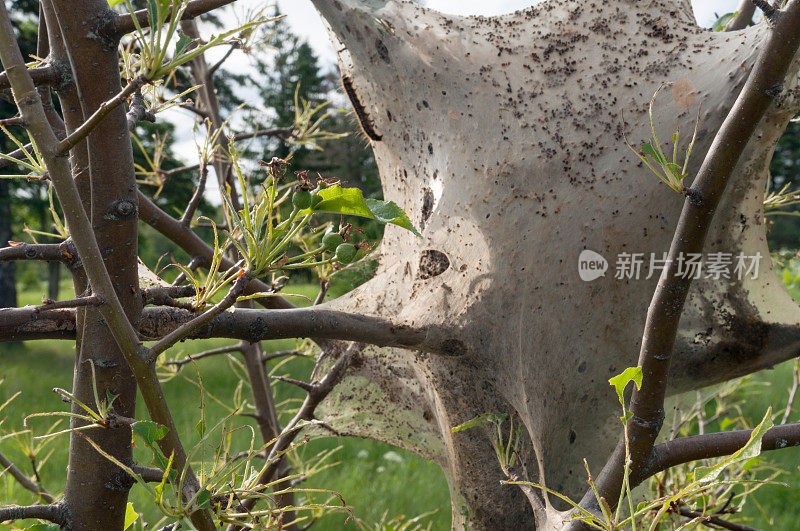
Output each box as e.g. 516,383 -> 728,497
131,464 -> 165,483
0,64 -> 60,92
112,0 -> 238,38
165,342 -> 244,370
226,345 -> 357,530
676,505 -> 758,531
644,422 -> 800,478
581,0 -> 800,515
0,504 -> 64,525
148,272 -> 251,361
729,0 -> 757,30
0,241 -> 80,271
2,305 -> 459,356
0,450 -> 55,503
57,75 -> 146,155
138,305 -> 456,355
179,163 -> 208,227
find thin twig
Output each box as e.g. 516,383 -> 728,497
35,294 -> 101,311
180,162 -> 208,227
112,0 -> 237,38
676,506 -> 758,531
165,342 -> 244,369
57,75 -> 147,154
207,42 -> 239,79
225,345 -> 357,531
0,450 -> 55,503
262,350 -> 305,363
148,272 -> 251,361
782,358 -> 800,424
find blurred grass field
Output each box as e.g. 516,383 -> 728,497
3,268 -> 800,529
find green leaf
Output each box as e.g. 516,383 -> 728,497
146,0 -> 159,32
609,366 -> 643,405
174,33 -> 194,58
665,162 -> 683,179
693,407 -> 773,484
124,503 -> 140,530
365,198 -> 421,237
713,12 -> 738,32
107,0 -> 126,6
641,142 -> 665,165
195,418 -> 206,438
21,525 -> 60,531
306,185 -> 421,236
196,489 -> 212,509
451,413 -> 507,433
132,420 -> 169,446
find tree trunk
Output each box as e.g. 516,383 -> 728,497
43,1 -> 142,529
0,179 -> 16,308
309,1 -> 800,527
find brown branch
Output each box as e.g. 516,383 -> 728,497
232,127 -> 295,142
180,163 -> 208,227
35,295 -> 100,311
162,163 -> 201,178
207,42 -> 239,79
126,90 -> 156,130
0,143 -> 32,169
138,305 -> 455,355
148,272 -> 251,361
0,64 -> 60,92
142,285 -> 197,306
0,241 -> 80,271
0,307 -> 78,341
182,103 -> 210,120
226,345 -> 357,530
581,0 -> 800,515
729,0 -> 757,30
165,342 -> 244,369
644,422 -> 800,478
262,349 -> 305,363
676,506 -> 758,531
112,0 -> 238,38
57,75 -> 146,154
0,504 -> 65,525
3,305 -> 456,355
132,464 -> 165,483
0,450 -> 55,503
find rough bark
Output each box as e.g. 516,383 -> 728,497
307,1 -> 800,528
0,179 -> 16,309
44,1 -> 141,529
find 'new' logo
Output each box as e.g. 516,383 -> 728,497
578,250 -> 608,282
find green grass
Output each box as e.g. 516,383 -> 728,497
6,269 -> 800,529
0,281 -> 450,530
